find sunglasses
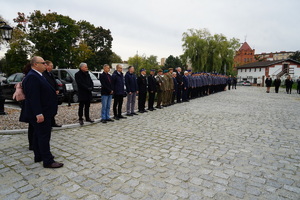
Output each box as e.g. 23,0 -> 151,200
35,62 -> 47,65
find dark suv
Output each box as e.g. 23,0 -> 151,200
1,73 -> 64,104
52,69 -> 101,103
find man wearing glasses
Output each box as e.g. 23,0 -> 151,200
22,56 -> 63,168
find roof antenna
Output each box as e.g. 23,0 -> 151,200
244,35 -> 247,42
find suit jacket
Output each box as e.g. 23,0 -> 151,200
100,72 -> 113,95
125,72 -> 138,93
147,74 -> 157,93
75,70 -> 93,101
137,75 -> 148,93
111,70 -> 125,95
176,71 -> 183,88
21,69 -> 58,122
42,70 -> 58,91
183,75 -> 189,89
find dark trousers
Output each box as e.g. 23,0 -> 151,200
177,87 -> 182,102
297,85 -> 300,94
182,88 -> 188,101
31,117 -> 54,166
148,92 -> 156,109
156,91 -> 162,107
113,94 -> 124,117
172,91 -> 176,103
228,84 -> 231,90
28,123 -> 34,149
138,92 -> 147,111
232,83 -> 237,89
286,87 -> 292,94
275,86 -> 280,93
51,116 -> 56,126
78,100 -> 91,120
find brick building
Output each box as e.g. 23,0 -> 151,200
233,42 -> 255,68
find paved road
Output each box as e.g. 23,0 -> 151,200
1,87 -> 300,200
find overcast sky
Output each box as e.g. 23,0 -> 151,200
1,0 -> 300,62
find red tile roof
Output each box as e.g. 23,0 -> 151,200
239,42 -> 252,51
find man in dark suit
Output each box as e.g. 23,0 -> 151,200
22,56 -> 63,168
137,69 -> 148,113
147,69 -> 157,111
75,63 -> 94,125
42,60 -> 61,127
175,67 -> 183,103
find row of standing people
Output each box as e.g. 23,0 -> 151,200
83,65 -> 230,123
265,75 -> 300,94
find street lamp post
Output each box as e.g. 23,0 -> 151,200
0,21 -> 13,115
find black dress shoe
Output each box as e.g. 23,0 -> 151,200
131,112 -> 138,115
79,120 -> 84,126
126,113 -> 133,116
143,110 -> 148,112
148,108 -> 154,111
118,115 -> 127,119
86,119 -> 94,123
52,124 -> 62,127
44,162 -> 64,168
106,118 -> 114,122
138,110 -> 144,113
34,158 -> 42,163
113,116 -> 120,120
100,119 -> 107,123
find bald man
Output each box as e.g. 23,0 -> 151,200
22,56 -> 63,168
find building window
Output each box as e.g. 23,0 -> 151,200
240,69 -> 242,72
249,68 -> 251,72
254,68 -> 256,72
250,58 -> 252,62
259,68 -> 261,72
244,58 -> 246,62
245,69 -> 247,72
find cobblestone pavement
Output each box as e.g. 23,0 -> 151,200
1,86 -> 300,200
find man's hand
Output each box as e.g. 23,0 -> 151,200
36,114 -> 44,123
56,90 -> 59,95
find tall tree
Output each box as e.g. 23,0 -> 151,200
181,28 -> 239,74
110,52 -> 122,63
164,55 -> 183,70
127,55 -> 144,73
289,51 -> 300,62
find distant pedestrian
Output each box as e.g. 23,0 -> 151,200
137,69 -> 148,113
285,75 -> 293,94
265,75 -> 272,93
274,76 -> 281,93
75,63 -> 94,125
42,60 -> 62,128
297,76 -> 300,94
125,66 -> 138,116
100,64 -> 114,123
257,77 -> 262,87
227,75 -> 232,90
147,69 -> 157,111
111,64 -> 127,120
232,76 -> 237,89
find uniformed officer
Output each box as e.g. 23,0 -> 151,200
147,69 -> 157,111
162,70 -> 170,107
167,68 -> 174,106
155,69 -> 164,109
137,68 -> 148,113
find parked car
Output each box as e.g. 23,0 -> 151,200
237,80 -> 251,86
52,69 -> 101,103
1,72 -> 64,105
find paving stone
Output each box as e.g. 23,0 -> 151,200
1,87 -> 300,199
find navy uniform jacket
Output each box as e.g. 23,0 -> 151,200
21,69 -> 58,122
137,75 -> 148,93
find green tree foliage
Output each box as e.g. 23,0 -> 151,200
11,11 -> 113,70
182,28 -> 239,74
164,55 -> 183,70
127,55 -> 144,73
289,51 -> 300,62
110,52 -> 123,63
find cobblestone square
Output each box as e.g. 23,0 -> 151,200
1,87 -> 300,199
